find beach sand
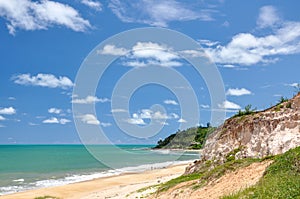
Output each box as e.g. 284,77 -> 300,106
0,163 -> 189,199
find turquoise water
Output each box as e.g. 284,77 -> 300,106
0,145 -> 199,195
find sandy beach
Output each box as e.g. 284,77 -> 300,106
0,163 -> 189,199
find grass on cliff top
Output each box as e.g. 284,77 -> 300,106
156,157 -> 261,193
222,146 -> 300,199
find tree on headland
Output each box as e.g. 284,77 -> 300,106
234,104 -> 256,117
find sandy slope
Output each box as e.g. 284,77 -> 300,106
152,160 -> 272,199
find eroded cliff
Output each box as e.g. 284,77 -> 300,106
201,93 -> 300,163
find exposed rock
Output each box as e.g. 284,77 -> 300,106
200,93 -> 300,164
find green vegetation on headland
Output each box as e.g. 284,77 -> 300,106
223,146 -> 300,199
153,124 -> 216,149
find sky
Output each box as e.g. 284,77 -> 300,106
0,0 -> 299,144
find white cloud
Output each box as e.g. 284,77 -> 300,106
59,118 -> 71,125
128,42 -> 181,67
72,95 -> 110,104
132,42 -> 178,62
285,83 -> 299,87
48,108 -> 62,114
163,100 -> 178,105
0,107 -> 16,115
42,117 -> 70,124
200,104 -> 210,109
126,117 -> 146,125
13,73 -> 73,89
226,88 -> 252,96
169,113 -> 179,119
138,109 -> 176,120
97,44 -> 128,56
126,109 -> 179,125
81,0 -> 102,11
109,0 -> 214,27
257,6 -> 280,28
43,117 -> 59,124
99,42 -> 182,67
8,97 -> 16,100
124,61 -> 147,67
222,64 -> 236,68
100,122 -> 112,127
198,39 -> 219,47
152,111 -> 169,120
111,109 -> 127,113
218,100 -> 241,110
177,118 -> 187,123
180,50 -> 207,58
201,6 -> 300,66
0,124 -> 5,128
0,0 -> 91,35
80,114 -> 100,125
0,115 -> 6,120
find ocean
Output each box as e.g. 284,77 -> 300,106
0,145 -> 199,195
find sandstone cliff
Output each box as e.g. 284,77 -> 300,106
201,92 -> 300,163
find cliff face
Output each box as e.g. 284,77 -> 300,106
201,93 -> 300,163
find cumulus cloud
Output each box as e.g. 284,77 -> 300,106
285,82 -> 299,87
0,115 -> 6,120
177,118 -> 187,123
126,117 -> 146,125
139,109 -> 175,120
257,6 -> 280,28
221,64 -> 236,68
226,88 -> 252,96
169,113 -> 179,119
12,73 -> 73,89
200,104 -> 210,109
59,118 -> 71,124
0,0 -> 91,35
81,0 -> 102,11
198,39 -> 219,47
97,44 -> 128,56
80,114 -> 99,125
43,117 -> 70,124
0,107 -> 16,115
72,95 -> 110,104
218,100 -> 241,110
100,122 -> 112,127
43,117 -> 59,124
98,42 -> 182,67
201,6 -> 300,66
163,99 -> 178,105
48,108 -> 62,114
111,109 -> 127,113
126,109 -> 180,125
109,0 -> 214,27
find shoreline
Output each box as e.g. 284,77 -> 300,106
0,162 -> 191,199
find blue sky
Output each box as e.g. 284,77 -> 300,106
0,0 -> 299,144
